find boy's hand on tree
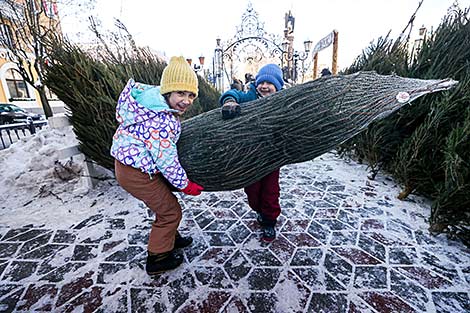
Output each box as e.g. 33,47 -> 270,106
221,101 -> 241,120
180,181 -> 204,196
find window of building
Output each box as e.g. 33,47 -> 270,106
5,69 -> 30,99
42,0 -> 58,19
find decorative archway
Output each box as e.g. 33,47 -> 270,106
213,2 -> 285,92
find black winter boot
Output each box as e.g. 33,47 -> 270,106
257,213 -> 277,242
146,251 -> 183,275
174,232 -> 193,249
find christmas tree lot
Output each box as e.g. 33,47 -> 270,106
339,6 -> 470,242
44,6 -> 469,243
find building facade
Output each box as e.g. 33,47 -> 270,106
0,0 -> 64,114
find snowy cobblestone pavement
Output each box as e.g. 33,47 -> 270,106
0,153 -> 469,312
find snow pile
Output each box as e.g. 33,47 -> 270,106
0,126 -> 119,228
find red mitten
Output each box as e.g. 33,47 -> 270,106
181,181 -> 204,196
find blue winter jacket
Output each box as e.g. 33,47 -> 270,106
219,83 -> 258,105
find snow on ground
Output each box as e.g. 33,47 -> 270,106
0,126 -> 114,228
1,125 -> 469,312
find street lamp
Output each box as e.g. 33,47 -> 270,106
281,39 -> 313,83
186,56 -> 205,74
413,24 -> 427,56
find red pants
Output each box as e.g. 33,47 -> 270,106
114,160 -> 181,254
244,169 -> 281,223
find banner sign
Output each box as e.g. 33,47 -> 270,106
311,31 -> 334,55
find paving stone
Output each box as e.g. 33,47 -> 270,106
179,291 -> 231,313
0,259 -> 9,277
307,220 -> 330,243
245,292 -> 278,313
104,246 -> 145,262
105,218 -> 126,230
72,214 -> 104,230
358,233 -> 386,262
2,228 -> 51,242
52,230 -> 77,243
0,242 -> 20,258
221,296 -> 250,312
330,230 -> 358,246
205,219 -> 237,231
390,269 -> 430,311
354,265 -> 388,289
274,271 -> 310,312
72,244 -> 98,261
432,291 -> 470,313
97,262 -> 128,284
268,234 -> 296,263
194,266 -> 233,289
199,247 -> 236,266
389,247 -> 418,264
324,251 -> 353,286
395,266 -> 453,289
337,209 -> 361,229
308,292 -> 349,312
203,232 -> 236,246
38,262 -> 87,282
80,230 -> 113,244
130,288 -> 167,312
228,221 -> 252,244
333,246 -> 382,265
16,283 -> 58,311
293,267 -> 346,291
289,248 -> 323,266
17,232 -> 54,255
360,291 -> 417,313
0,284 -> 25,312
1,155 -> 468,312
55,271 -> 94,307
2,260 -> 39,282
19,243 -> 69,260
224,250 -> 251,283
244,249 -> 283,267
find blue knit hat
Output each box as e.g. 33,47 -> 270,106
255,64 -> 284,91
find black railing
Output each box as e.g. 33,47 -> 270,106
0,119 -> 48,150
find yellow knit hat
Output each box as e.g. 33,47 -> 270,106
160,56 -> 198,97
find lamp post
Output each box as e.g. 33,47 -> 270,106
281,39 -> 312,83
186,55 -> 205,74
413,24 -> 427,57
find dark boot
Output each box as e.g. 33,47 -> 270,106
257,213 -> 277,242
146,251 -> 183,275
174,232 -> 193,249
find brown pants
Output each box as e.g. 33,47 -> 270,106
114,160 -> 181,254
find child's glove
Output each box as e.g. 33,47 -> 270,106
180,181 -> 204,196
221,101 -> 241,120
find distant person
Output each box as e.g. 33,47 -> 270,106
110,56 -> 204,275
321,68 -> 332,77
219,64 -> 284,242
244,72 -> 255,90
230,78 -> 244,91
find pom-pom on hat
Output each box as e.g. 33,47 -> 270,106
160,56 -> 198,97
255,64 -> 284,91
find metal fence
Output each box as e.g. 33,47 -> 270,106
0,119 -> 48,150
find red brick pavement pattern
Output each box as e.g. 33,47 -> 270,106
0,157 -> 469,312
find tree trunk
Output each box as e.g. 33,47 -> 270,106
38,86 -> 53,118
178,72 -> 457,191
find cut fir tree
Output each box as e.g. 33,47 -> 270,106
178,71 -> 457,191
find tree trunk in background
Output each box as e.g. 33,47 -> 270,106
38,86 -> 53,118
